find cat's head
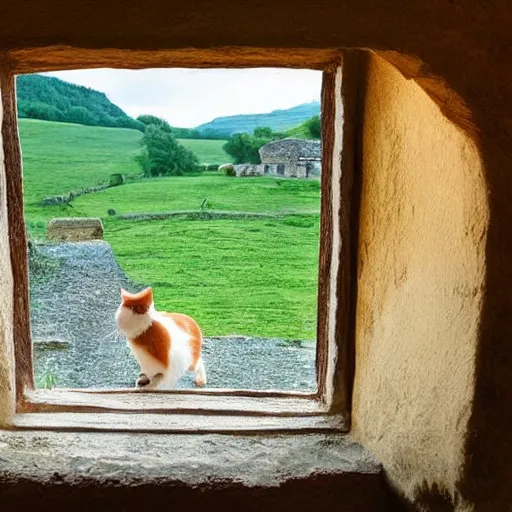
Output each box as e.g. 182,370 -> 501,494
119,287 -> 154,314
115,287 -> 154,338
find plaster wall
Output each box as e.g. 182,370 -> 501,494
0,86 -> 15,426
351,54 -> 488,508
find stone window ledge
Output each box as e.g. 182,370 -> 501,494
0,431 -> 402,510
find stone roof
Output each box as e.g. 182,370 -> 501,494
259,138 -> 321,161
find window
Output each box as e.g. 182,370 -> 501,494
2,47 -> 356,434
22,67 -> 322,394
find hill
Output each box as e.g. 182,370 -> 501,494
285,115 -> 321,139
195,101 -> 320,138
17,74 -> 143,131
18,119 -> 229,237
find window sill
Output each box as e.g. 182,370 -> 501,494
16,389 -> 346,434
0,429 -> 402,511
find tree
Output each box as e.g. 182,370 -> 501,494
253,126 -> 274,138
223,127 -> 287,164
65,106 -> 97,126
223,133 -> 265,164
304,115 -> 321,139
136,125 -> 199,177
16,74 -> 143,130
137,115 -> 173,133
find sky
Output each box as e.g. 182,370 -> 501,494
44,68 -> 322,128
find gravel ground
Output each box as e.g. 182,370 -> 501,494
30,241 -> 316,391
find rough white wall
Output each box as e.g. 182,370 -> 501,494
351,55 -> 488,505
0,86 -> 15,425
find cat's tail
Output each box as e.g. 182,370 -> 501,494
194,358 -> 207,387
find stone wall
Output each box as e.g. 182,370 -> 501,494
233,162 -> 319,179
234,164 -> 266,177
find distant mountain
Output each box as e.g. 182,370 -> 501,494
195,101 -> 321,138
16,74 -> 144,131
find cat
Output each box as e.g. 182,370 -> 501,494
115,287 -> 206,389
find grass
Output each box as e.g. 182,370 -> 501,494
19,119 -> 143,236
70,175 -> 321,218
36,370 -> 59,389
177,138 -> 229,165
19,119 -> 231,237
104,215 -> 320,339
20,119 -> 143,205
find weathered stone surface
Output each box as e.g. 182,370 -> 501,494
259,139 -> 322,178
0,431 -> 403,511
41,183 -> 109,206
46,218 -> 104,242
234,163 -> 266,177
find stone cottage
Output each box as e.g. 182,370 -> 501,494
258,139 -> 321,178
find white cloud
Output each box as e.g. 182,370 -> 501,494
42,68 -> 322,128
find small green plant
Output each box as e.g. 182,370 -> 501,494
28,238 -> 60,278
37,370 -> 58,390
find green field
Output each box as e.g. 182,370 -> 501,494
21,119 -> 320,338
20,119 -> 143,205
70,175 -> 320,218
105,215 -> 319,338
19,119 -> 230,236
177,138 -> 230,165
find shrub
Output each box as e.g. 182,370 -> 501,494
135,125 -> 199,177
304,115 -> 321,139
109,173 -> 125,187
220,164 -> 236,176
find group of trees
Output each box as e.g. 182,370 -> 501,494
135,116 -> 199,177
222,127 -> 286,164
17,74 -> 145,131
222,116 -> 321,164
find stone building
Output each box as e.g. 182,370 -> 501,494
258,139 -> 321,178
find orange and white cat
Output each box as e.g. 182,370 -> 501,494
115,287 -> 206,389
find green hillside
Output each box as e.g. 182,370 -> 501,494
286,116 -> 320,139
195,101 -> 320,138
19,119 -> 230,235
17,74 -> 143,131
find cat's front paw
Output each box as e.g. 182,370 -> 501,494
136,373 -> 151,388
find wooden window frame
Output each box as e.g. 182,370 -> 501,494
1,47 -> 362,434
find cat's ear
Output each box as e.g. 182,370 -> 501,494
120,288 -> 129,298
142,287 -> 153,299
